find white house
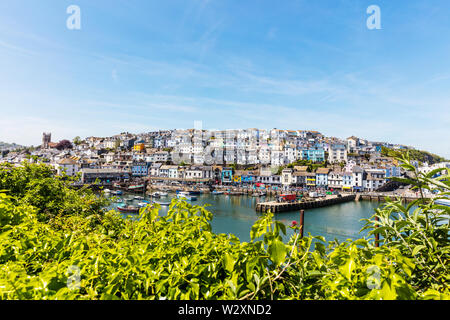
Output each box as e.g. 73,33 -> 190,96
56,158 -> 79,176
328,144 -> 348,164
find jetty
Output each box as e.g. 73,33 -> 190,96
255,194 -> 356,213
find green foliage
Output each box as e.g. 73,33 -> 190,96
0,162 -> 109,221
0,160 -> 448,300
381,146 -> 447,165
361,152 -> 450,294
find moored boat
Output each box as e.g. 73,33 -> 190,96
177,192 -> 197,201
435,198 -> 450,207
138,202 -> 151,208
225,191 -> 244,196
116,205 -> 140,213
153,200 -> 170,206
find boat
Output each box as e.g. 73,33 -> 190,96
134,196 -> 145,200
125,198 -> 133,203
113,198 -> 123,203
225,191 -> 244,196
138,202 -> 151,208
103,189 -> 111,194
212,190 -> 224,195
435,198 -> 450,207
153,201 -> 170,206
150,192 -> 161,198
111,190 -> 123,195
176,190 -> 200,196
158,192 -> 169,197
116,205 -> 140,213
177,192 -> 197,201
128,184 -> 145,190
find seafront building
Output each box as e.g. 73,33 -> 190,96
2,129 -> 446,192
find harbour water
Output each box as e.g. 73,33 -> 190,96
107,192 -> 383,243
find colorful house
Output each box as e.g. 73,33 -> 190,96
222,167 -> 233,184
315,168 -> 330,188
133,142 -> 146,152
132,162 -> 149,177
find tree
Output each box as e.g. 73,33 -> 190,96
56,140 -> 73,151
114,139 -> 121,150
73,137 -> 82,146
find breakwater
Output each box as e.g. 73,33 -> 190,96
255,194 -> 357,213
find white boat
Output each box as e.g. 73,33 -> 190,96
153,200 -> 170,206
134,196 -> 145,200
212,190 -> 224,195
103,189 -> 111,194
435,198 -> 450,207
158,192 -> 168,197
138,202 -> 150,208
177,192 -> 197,201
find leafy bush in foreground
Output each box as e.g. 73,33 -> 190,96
0,157 -> 448,300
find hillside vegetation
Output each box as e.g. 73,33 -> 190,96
381,147 -> 447,165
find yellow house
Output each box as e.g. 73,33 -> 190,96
133,143 -> 145,152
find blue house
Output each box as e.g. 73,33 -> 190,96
222,167 -> 233,184
301,147 -> 325,162
132,162 -> 149,177
385,166 -> 401,178
241,174 -> 256,184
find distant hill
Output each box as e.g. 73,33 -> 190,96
381,146 -> 448,165
0,141 -> 25,151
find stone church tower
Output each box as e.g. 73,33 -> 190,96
42,132 -> 51,149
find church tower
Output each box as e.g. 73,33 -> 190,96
42,132 -> 51,149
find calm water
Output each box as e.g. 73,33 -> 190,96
108,193 -> 383,243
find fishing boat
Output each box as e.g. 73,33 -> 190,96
116,205 -> 140,213
177,192 -> 197,201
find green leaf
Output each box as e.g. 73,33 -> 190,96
223,253 -> 235,273
268,239 -> 287,267
412,245 -> 426,256
339,257 -> 355,281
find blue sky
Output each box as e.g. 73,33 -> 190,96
0,0 -> 449,158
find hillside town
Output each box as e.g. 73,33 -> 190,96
1,129 -> 449,194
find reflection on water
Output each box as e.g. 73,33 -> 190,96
107,193 -> 383,243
